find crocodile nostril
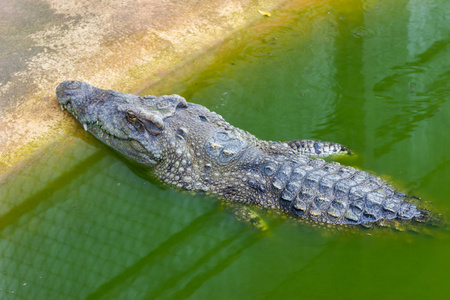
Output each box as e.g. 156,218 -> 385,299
56,81 -> 79,105
65,81 -> 82,90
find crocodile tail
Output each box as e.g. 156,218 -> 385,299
413,206 -> 447,228
272,157 -> 429,226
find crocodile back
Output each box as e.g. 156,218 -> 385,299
269,156 -> 422,225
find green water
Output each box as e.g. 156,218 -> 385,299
1,0 -> 450,298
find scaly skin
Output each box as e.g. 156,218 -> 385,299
56,81 -> 426,226
287,139 -> 350,157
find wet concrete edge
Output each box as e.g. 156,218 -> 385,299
0,0 -> 319,179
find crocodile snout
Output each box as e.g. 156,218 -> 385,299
56,81 -> 83,105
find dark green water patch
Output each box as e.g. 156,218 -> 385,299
2,0 -> 450,298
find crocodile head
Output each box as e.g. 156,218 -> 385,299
56,80 -> 188,167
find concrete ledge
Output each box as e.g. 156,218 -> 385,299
0,0 -> 290,174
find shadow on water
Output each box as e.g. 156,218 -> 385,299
1,0 -> 450,299
0,136 -> 335,299
0,152 -> 103,230
85,210 -> 264,300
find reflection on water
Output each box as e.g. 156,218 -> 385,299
1,0 -> 450,299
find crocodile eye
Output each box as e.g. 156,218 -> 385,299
126,110 -> 138,123
126,110 -> 144,132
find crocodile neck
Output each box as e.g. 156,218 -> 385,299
153,107 -> 313,210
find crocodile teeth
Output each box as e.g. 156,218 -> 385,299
83,123 -> 88,131
60,104 -> 65,111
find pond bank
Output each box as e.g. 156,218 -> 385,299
0,0 -> 298,176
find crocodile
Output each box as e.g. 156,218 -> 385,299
56,80 -> 428,226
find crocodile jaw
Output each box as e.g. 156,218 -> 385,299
56,81 -> 161,167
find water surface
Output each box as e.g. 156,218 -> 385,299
1,0 -> 450,299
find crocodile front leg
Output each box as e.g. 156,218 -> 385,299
286,139 -> 350,157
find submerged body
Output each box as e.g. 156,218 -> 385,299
56,81 -> 425,226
